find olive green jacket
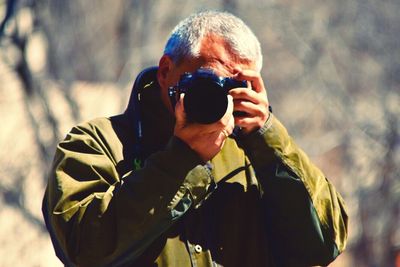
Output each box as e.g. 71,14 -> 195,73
42,68 -> 348,267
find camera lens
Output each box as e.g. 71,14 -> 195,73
184,80 -> 228,124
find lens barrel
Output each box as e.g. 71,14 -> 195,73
169,69 -> 246,124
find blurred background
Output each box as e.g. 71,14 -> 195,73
0,0 -> 399,266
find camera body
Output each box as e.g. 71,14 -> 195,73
168,69 -> 247,124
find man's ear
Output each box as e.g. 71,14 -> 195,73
157,55 -> 174,89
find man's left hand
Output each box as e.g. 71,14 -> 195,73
229,69 -> 270,134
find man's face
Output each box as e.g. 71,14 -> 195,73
157,34 -> 256,112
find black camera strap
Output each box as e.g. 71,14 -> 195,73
132,89 -> 143,171
126,67 -> 159,171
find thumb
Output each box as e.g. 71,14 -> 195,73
174,93 -> 186,126
222,95 -> 234,120
226,94 -> 234,115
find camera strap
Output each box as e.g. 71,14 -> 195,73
132,89 -> 143,171
126,67 -> 159,171
132,81 -> 158,171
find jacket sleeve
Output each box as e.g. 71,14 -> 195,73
42,119 -> 215,267
238,114 -> 348,266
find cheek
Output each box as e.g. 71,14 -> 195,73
165,69 -> 182,88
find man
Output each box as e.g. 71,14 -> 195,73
42,11 -> 348,267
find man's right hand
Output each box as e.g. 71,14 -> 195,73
174,94 -> 235,162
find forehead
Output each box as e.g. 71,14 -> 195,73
193,34 -> 256,76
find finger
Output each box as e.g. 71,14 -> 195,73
219,115 -> 234,139
233,99 -> 266,117
235,69 -> 266,94
229,88 -> 263,104
226,94 -> 234,115
221,129 -> 230,138
234,116 -> 260,128
219,95 -> 234,124
225,105 -> 235,134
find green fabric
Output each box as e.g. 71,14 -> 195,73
238,117 -> 348,266
42,70 -> 348,267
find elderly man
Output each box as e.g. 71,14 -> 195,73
43,11 -> 348,267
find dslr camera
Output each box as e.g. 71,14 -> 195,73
168,69 -> 247,124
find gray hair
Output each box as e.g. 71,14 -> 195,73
163,11 -> 263,72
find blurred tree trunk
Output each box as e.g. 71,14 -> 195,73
117,0 -> 156,87
0,0 -> 60,233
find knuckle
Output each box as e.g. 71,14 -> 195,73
215,120 -> 226,128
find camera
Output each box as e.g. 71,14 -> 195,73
168,69 -> 247,124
